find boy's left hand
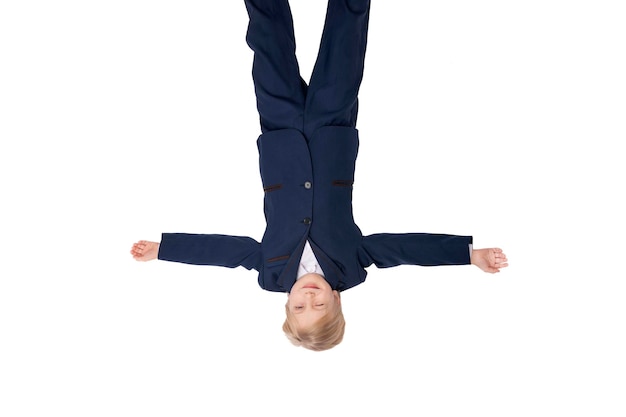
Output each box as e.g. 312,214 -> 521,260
130,240 -> 160,262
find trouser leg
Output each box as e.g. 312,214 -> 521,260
303,0 -> 371,138
244,0 -> 307,133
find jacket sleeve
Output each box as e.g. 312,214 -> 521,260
157,233 -> 262,272
359,233 -> 472,268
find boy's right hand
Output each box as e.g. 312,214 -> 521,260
130,240 -> 160,261
471,248 -> 508,273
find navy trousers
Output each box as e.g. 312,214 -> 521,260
244,0 -> 371,139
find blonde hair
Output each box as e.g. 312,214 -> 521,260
282,297 -> 345,351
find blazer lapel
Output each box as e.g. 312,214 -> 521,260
308,240 -> 341,290
275,234 -> 308,293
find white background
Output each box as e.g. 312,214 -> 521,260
1,1 -> 624,416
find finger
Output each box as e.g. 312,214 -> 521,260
133,241 -> 148,249
493,258 -> 509,268
131,246 -> 145,255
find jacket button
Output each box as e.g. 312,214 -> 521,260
304,181 -> 312,189
303,217 -> 312,225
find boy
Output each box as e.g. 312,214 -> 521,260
131,0 -> 508,351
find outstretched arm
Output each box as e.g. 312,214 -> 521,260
156,233 -> 262,271
360,233 -> 473,267
130,234 -> 262,272
130,240 -> 160,262
471,248 -> 508,273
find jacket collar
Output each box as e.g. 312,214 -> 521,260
276,235 -> 342,292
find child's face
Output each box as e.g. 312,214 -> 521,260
287,273 -> 340,329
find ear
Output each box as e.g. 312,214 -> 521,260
333,290 -> 341,305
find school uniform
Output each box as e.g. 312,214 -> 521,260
158,0 -> 473,292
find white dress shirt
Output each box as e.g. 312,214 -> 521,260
297,240 -> 325,280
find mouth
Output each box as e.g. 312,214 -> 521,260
302,284 -> 320,289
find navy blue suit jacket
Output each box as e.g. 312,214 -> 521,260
158,126 -> 473,293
